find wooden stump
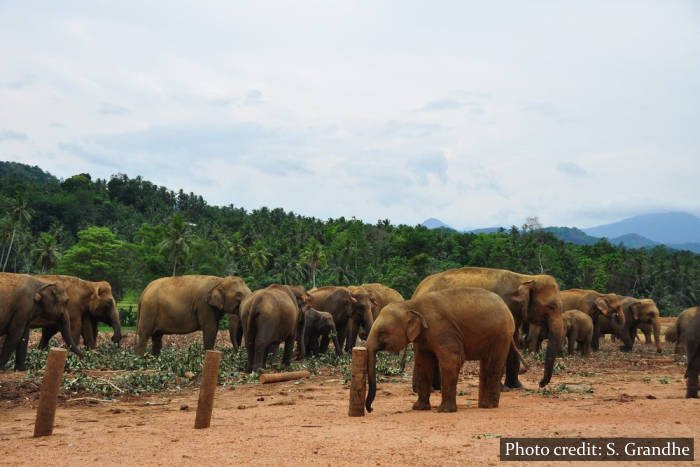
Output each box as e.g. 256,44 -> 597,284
348,347 -> 367,417
259,370 -> 310,384
194,350 -> 222,429
33,348 -> 67,437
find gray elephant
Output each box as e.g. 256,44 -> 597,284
562,309 -> 593,356
304,307 -> 341,357
685,308 -> 700,398
598,297 -> 662,353
560,289 -> 630,351
309,286 -> 373,353
135,275 -> 251,355
0,273 -> 81,370
668,307 -> 698,355
240,284 -> 308,372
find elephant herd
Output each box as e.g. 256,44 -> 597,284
1,267 -> 699,409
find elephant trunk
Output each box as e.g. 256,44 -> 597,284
652,315 -> 662,353
108,300 -> 122,345
59,315 -> 82,357
540,314 -> 564,387
366,343 -> 377,413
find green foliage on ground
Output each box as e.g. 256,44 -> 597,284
0,162 -> 697,314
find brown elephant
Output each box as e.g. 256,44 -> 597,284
308,286 -> 373,353
360,283 -> 405,319
412,266 -> 564,388
346,285 -> 377,348
240,284 -> 307,372
668,307 -> 698,355
135,275 -> 251,356
35,275 -> 121,349
304,307 -> 341,357
562,309 -> 593,356
685,308 -> 700,398
598,297 -> 662,353
560,289 -> 630,351
0,273 -> 80,370
365,287 -> 516,413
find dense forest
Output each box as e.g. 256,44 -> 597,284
0,161 -> 697,315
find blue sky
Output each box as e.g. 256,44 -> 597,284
1,1 -> 699,229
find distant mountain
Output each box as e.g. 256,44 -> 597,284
0,161 -> 57,184
468,227 -> 502,234
668,243 -> 700,254
609,233 -> 659,249
422,218 -> 454,230
543,227 -> 599,245
584,212 -> 700,245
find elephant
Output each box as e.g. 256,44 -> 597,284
308,286 -> 373,353
598,297 -> 662,353
0,273 -> 81,370
346,285 -> 377,348
360,283 -> 405,319
562,309 -> 593,356
240,284 -> 307,372
228,314 -> 243,351
560,289 -> 630,351
365,287 -> 516,413
668,307 -> 698,355
35,275 -> 121,349
684,307 -> 700,398
412,266 -> 564,388
304,307 -> 341,357
135,275 -> 251,356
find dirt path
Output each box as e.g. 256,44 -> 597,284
1,339 -> 698,466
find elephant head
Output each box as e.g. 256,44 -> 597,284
602,293 -> 634,350
209,276 -> 251,315
511,277 -> 564,387
88,281 -> 122,345
32,282 -> 82,357
350,292 -> 374,339
365,302 -> 424,412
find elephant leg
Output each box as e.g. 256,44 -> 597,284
252,340 -> 268,372
479,356 -> 505,409
336,322 -> 348,354
245,337 -> 255,373
228,314 -> 241,351
319,334 -> 330,354
202,328 -> 218,351
436,353 -> 461,413
411,350 -> 436,410
39,325 -> 59,350
82,315 -> 97,349
13,325 -> 31,371
591,316 -> 600,351
567,332 -> 575,355
151,332 -> 164,356
282,337 -> 294,368
686,342 -> 699,398
503,341 -> 523,389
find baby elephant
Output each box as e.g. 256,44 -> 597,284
365,287 -> 516,413
304,308 -> 342,357
562,309 -> 593,356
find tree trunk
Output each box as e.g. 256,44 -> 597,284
2,227 -> 16,271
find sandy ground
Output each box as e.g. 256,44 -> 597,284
1,324 -> 698,466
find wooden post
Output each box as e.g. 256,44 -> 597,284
33,348 -> 67,437
348,346 -> 367,417
194,350 -> 222,429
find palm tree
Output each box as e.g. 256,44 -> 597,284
300,238 -> 327,288
2,193 -> 33,271
33,232 -> 61,273
248,239 -> 271,273
158,214 -> 190,276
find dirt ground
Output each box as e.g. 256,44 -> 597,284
1,322 -> 698,466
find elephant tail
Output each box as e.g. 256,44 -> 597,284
244,294 -> 264,345
511,337 -> 529,373
686,339 -> 700,379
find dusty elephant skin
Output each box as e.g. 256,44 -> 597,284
360,283 -> 404,320
304,307 -> 341,357
560,288 -> 630,351
412,266 -> 563,389
134,275 -> 251,356
35,275 -> 121,349
365,287 -> 515,413
562,309 -> 593,356
685,308 -> 700,398
240,284 -> 308,372
0,273 -> 80,370
599,296 -> 662,353
308,286 -> 373,354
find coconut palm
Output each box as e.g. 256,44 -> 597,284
2,193 -> 33,271
300,238 -> 327,289
158,214 -> 190,276
34,232 -> 61,273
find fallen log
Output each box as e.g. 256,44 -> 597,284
259,370 -> 310,384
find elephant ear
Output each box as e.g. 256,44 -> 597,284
629,301 -> 642,320
208,286 -> 225,311
406,309 -> 428,342
511,280 -> 534,303
593,297 -> 609,315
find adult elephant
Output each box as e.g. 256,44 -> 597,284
684,308 -> 700,398
346,285 -> 377,348
360,283 -> 405,319
412,266 -> 564,388
0,273 -> 81,370
308,286 -> 373,353
135,275 -> 251,356
365,287 -> 516,413
36,275 -> 121,349
599,297 -> 662,353
667,307 -> 698,355
560,289 -> 630,351
241,284 -> 307,372
304,308 -> 342,357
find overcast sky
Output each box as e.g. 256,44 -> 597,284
1,1 -> 699,229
